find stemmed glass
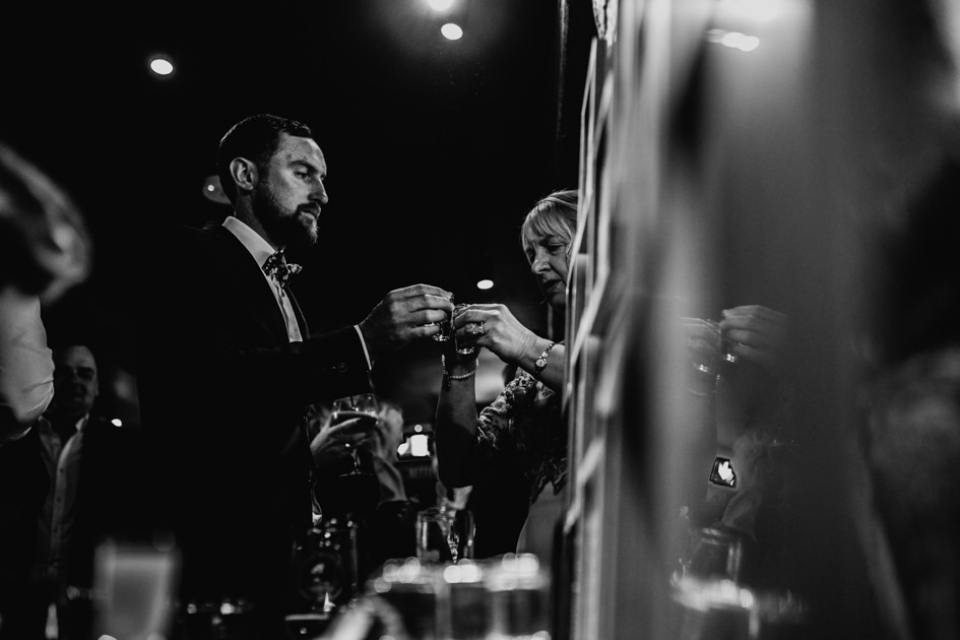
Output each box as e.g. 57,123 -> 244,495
330,393 -> 380,474
415,505 -> 475,564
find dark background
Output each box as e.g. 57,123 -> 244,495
2,0 -> 596,424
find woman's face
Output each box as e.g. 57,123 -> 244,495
524,231 -> 571,311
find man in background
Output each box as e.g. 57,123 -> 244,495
1,342 -> 152,640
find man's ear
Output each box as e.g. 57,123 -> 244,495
228,157 -> 258,195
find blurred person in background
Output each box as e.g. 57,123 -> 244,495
19,344 -> 102,639
0,141 -> 91,638
311,396 -> 418,578
0,142 -> 90,440
6,342 -> 153,640
864,147 -> 960,640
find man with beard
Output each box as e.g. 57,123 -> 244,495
132,114 -> 453,637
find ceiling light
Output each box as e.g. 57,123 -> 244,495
476,279 -> 493,290
720,0 -> 782,23
202,175 -> 230,205
148,55 -> 174,77
441,23 -> 463,40
427,0 -> 454,11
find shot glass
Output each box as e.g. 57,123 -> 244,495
432,296 -> 456,343
432,317 -> 453,342
452,304 -> 476,355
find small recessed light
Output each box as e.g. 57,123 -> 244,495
202,175 -> 230,205
476,279 -> 493,290
149,55 -> 174,77
441,23 -> 463,40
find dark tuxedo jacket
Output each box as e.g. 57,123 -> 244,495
132,221 -> 372,612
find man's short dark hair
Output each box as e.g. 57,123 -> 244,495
216,114 -> 314,204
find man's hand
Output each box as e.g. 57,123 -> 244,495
358,284 -> 454,363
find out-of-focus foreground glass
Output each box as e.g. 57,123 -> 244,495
317,553 -> 551,640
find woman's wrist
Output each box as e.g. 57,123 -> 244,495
533,340 -> 558,376
441,354 -> 477,378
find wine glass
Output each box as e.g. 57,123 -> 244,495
330,393 -> 380,474
415,506 -> 475,564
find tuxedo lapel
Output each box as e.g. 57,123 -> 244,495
287,289 -> 309,338
209,224 -> 290,342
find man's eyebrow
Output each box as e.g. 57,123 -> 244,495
290,159 -> 326,177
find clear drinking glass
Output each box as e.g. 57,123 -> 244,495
331,393 -> 380,423
452,304 -> 477,355
485,553 -> 552,640
92,542 -> 178,640
370,558 -> 445,640
431,295 -> 456,343
416,506 -> 475,564
445,560 -> 490,640
330,393 -> 380,473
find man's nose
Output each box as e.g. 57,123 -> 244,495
311,183 -> 328,205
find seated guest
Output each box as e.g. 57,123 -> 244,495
312,396 -> 418,578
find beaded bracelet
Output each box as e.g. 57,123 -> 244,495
441,354 -> 477,380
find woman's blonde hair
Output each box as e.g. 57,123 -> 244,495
520,189 -> 579,254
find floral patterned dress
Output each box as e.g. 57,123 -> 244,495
475,367 -> 568,506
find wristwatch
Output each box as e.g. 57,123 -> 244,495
534,341 -> 557,375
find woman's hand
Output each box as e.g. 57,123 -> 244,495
719,305 -> 789,377
451,303 -> 538,367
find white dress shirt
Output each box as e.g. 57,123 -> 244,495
221,216 -> 372,366
223,216 -> 304,342
33,413 -> 87,580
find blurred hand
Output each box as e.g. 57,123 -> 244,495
358,284 -> 454,362
681,317 -> 722,372
719,305 -> 789,377
310,414 -> 380,471
450,303 -> 538,365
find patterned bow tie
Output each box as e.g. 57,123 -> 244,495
262,249 -> 302,288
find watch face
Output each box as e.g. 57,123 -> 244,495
709,456 -> 737,488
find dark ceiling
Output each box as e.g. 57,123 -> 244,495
2,0 -> 595,422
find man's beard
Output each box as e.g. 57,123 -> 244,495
253,184 -> 318,257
